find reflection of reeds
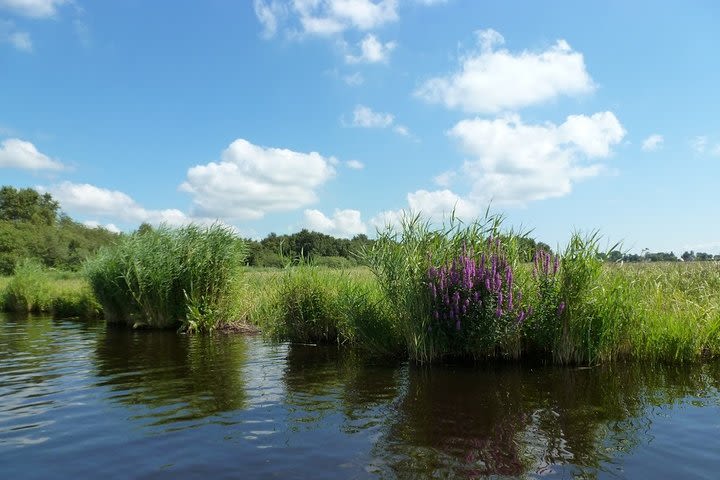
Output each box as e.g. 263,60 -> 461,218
377,362 -> 720,478
94,327 -> 248,426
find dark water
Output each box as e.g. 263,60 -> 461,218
1,315 -> 720,479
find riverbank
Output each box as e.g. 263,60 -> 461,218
2,260 -> 720,364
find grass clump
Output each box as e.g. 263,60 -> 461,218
85,224 -> 246,332
255,265 -> 400,355
2,258 -> 53,313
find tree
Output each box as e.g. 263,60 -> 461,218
0,186 -> 59,225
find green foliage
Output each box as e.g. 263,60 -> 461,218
2,258 -> 53,313
255,265 -> 400,355
245,230 -> 372,267
0,186 -> 59,225
0,186 -> 119,275
85,224 -> 246,331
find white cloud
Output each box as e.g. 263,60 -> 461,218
44,182 -> 191,226
393,125 -> 409,136
0,138 -> 64,170
303,208 -> 367,237
0,20 -> 31,52
254,0 -> 286,38
343,72 -> 364,86
641,134 -> 664,152
351,104 -> 393,127
408,189 -> 480,219
0,0 -> 68,18
369,188 -> 479,232
348,105 -> 410,136
433,170 -> 456,187
415,28 -> 595,113
345,33 -> 396,63
180,138 -> 337,220
447,112 -> 625,205
294,0 -> 398,35
254,0 -> 400,38
346,159 -> 365,169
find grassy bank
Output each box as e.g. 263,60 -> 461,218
3,219 -> 719,365
0,259 -> 101,318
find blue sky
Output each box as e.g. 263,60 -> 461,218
1,0 -> 719,254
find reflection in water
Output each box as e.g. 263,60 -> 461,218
282,345 -> 404,435
378,363 -> 720,478
1,313 -> 720,479
94,326 -> 249,428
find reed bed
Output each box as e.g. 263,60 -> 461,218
84,224 -> 246,332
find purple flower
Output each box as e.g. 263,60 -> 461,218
558,302 -> 566,316
456,319 -> 461,331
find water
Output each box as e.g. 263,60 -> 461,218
1,314 -> 720,479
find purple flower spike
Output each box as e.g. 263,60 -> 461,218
558,301 -> 566,316
456,319 -> 461,331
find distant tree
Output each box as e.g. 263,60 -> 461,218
681,251 -> 696,262
0,186 -> 59,225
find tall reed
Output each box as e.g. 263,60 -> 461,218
85,224 -> 246,331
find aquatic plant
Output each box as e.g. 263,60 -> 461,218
85,224 -> 246,331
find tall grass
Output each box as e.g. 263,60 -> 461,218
85,224 -> 246,332
2,258 -> 53,313
363,213 -> 720,364
1,259 -> 100,317
254,264 -> 400,355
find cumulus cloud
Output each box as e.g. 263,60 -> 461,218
448,112 -> 625,205
345,33 -> 396,63
346,159 -> 365,169
642,134 -> 664,152
369,188 -> 479,231
0,138 -> 64,170
295,0 -> 398,35
180,138 -> 337,220
347,105 -> 410,136
415,28 -> 595,113
0,0 -> 68,18
43,182 -> 191,226
303,208 -> 367,237
254,0 -> 399,37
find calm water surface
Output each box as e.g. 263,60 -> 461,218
1,314 -> 720,479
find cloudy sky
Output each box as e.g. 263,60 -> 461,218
1,0 -> 719,253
